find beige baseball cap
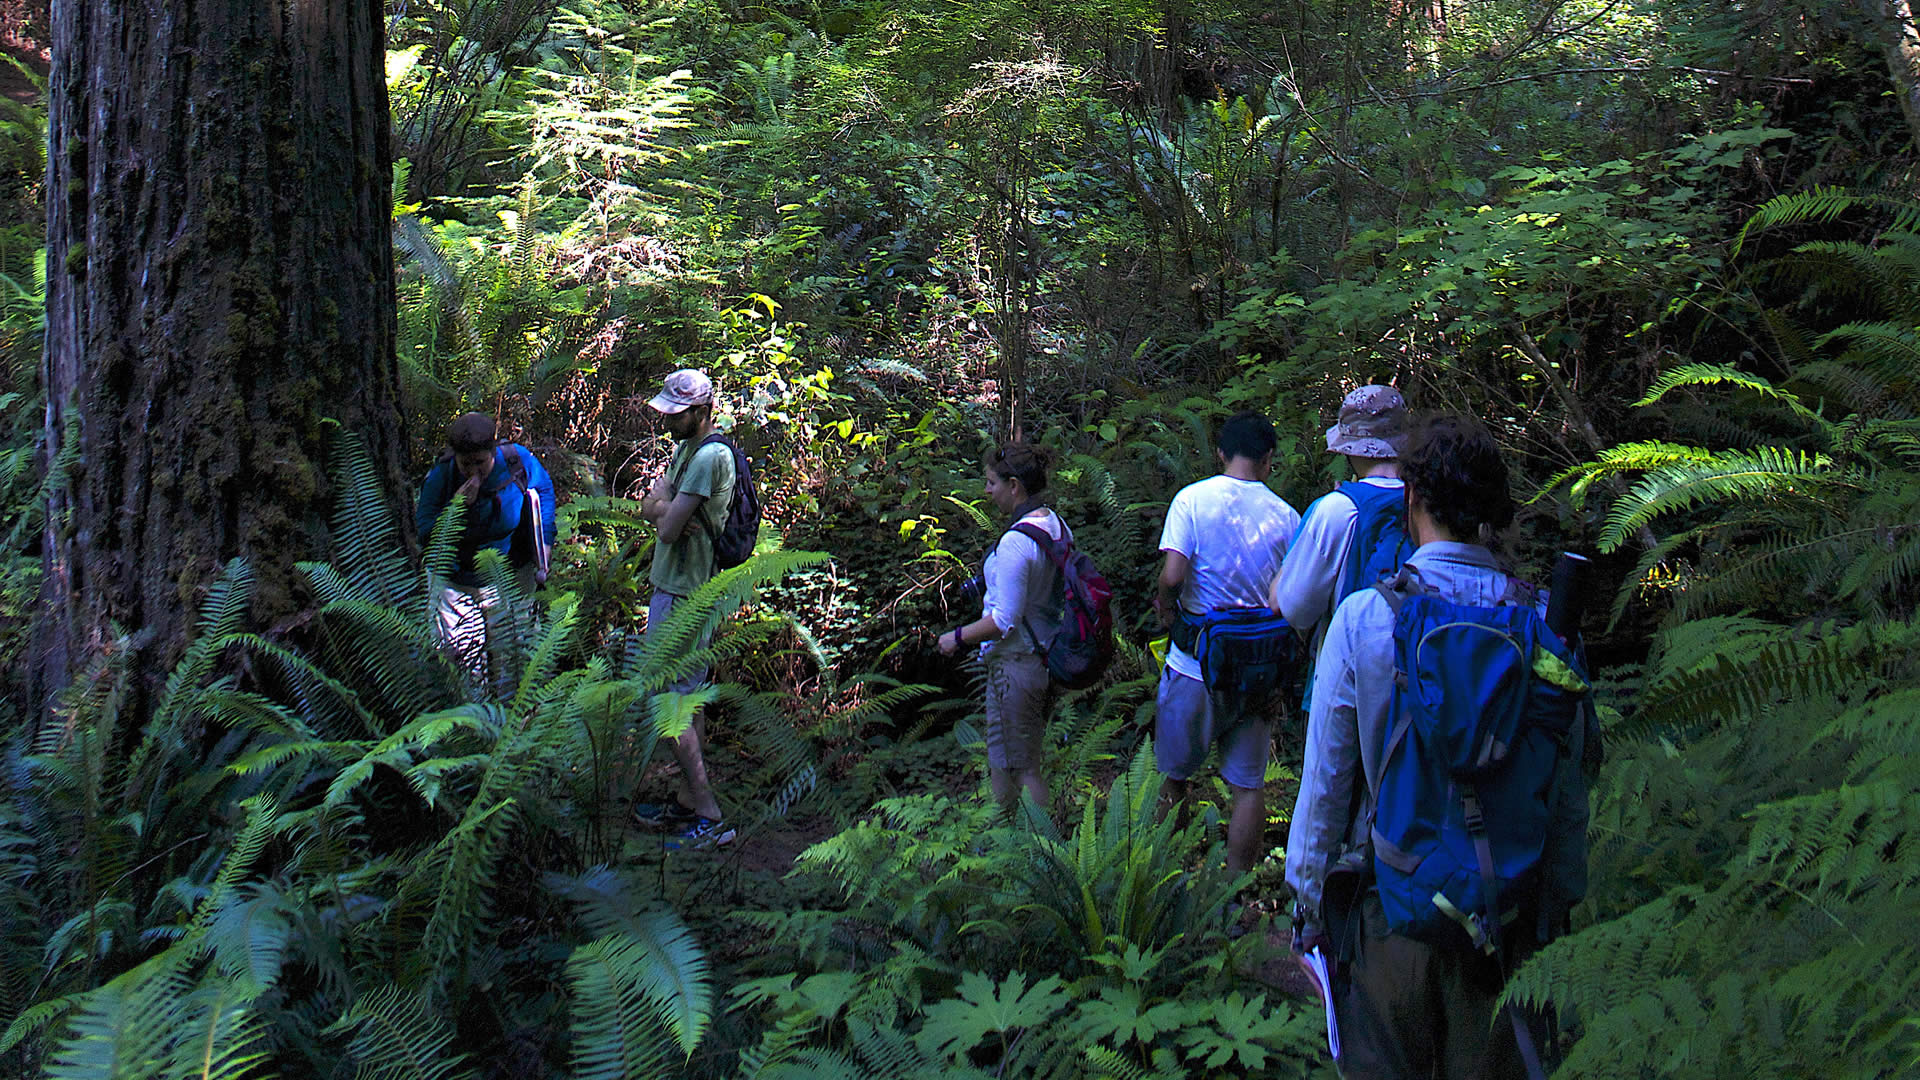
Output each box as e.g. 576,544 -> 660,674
647,369 -> 714,415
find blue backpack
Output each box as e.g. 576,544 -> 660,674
1368,568 -> 1588,955
1335,480 -> 1413,600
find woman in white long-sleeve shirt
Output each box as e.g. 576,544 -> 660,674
935,444 -> 1068,809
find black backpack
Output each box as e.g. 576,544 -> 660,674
683,432 -> 760,570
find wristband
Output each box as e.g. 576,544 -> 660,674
950,628 -> 964,650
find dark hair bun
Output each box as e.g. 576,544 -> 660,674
988,442 -> 1052,494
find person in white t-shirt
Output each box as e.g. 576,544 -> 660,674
1270,385 -> 1411,662
935,443 -> 1068,810
1153,411 -> 1301,871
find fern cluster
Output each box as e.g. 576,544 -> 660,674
0,435 -> 844,1079
1547,190 -> 1920,625
1519,190 -> 1920,1075
1505,617 -> 1920,1077
728,748 -> 1321,1080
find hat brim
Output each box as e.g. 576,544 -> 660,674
648,392 -> 693,415
1325,423 -> 1402,459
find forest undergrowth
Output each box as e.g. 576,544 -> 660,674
0,0 -> 1915,1075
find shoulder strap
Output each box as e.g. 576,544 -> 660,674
1008,519 -> 1067,567
675,432 -> 741,502
670,433 -> 724,487
1369,563 -> 1428,616
1499,574 -> 1539,609
504,446 -> 530,492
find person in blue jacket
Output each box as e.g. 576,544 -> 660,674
415,412 -> 557,688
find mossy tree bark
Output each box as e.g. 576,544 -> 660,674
1862,0 -> 1920,154
34,1 -> 410,712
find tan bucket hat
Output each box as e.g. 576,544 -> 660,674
1324,385 -> 1408,459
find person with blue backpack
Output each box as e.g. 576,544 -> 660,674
416,411 -> 557,692
1153,411 -> 1301,872
1271,385 -> 1412,662
1285,414 -> 1592,1080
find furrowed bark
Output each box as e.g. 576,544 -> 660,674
34,0 -> 409,715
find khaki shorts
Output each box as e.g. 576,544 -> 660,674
984,649 -> 1050,771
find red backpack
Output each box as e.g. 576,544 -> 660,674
1010,522 -> 1115,689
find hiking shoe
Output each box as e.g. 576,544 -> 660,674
631,802 -> 698,829
663,817 -> 735,851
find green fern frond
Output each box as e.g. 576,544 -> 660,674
549,866 -> 712,1056
941,495 -> 991,532
218,632 -> 385,740
1631,622 -> 1874,732
40,956 -> 192,1080
513,594 -> 582,712
1818,320 -> 1920,393
1083,1043 -> 1186,1080
1734,186 -> 1920,256
1597,446 -> 1850,552
625,550 -> 829,684
324,428 -> 422,614
409,792 -> 522,976
1635,362 -> 1828,428
1535,441 -> 1716,509
1,991 -> 85,1055
327,985 -> 472,1080
1791,359 -> 1903,420
299,596 -> 460,722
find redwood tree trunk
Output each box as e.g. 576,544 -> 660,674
35,0 -> 409,711
1863,0 -> 1920,153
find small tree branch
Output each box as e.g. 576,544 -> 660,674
1511,324 -> 1661,551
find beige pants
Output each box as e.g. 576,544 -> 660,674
431,566 -> 538,692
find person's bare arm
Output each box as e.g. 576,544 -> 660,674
655,490 -> 707,545
1155,550 -> 1191,628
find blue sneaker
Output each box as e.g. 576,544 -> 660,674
663,817 -> 735,851
631,802 -> 697,829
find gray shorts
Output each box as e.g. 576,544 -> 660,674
1154,668 -> 1269,789
648,590 -> 713,693
984,649 -> 1049,771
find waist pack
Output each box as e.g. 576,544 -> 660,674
1368,568 -> 1588,954
1010,522 -> 1114,689
1173,607 -> 1299,701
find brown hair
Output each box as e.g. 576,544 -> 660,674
1402,413 -> 1514,540
987,442 -> 1053,495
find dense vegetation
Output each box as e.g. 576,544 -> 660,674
0,0 -> 1915,1075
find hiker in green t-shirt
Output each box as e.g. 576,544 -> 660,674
635,369 -> 737,849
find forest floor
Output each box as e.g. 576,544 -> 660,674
621,739 -> 1320,997
0,5 -> 45,103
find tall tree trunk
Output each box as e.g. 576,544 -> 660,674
1863,0 -> 1920,153
35,0 -> 408,714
